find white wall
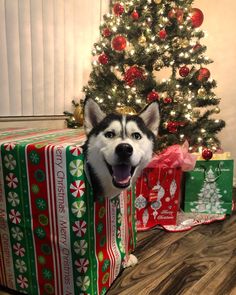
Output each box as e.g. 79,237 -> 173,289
0,0 -> 110,117
194,0 -> 236,179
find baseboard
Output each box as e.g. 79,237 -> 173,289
0,116 -> 66,129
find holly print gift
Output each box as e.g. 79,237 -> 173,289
0,128 -> 136,295
184,159 -> 234,215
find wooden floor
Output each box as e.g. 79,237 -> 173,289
108,189 -> 236,295
1,190 -> 236,295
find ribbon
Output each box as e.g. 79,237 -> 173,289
147,141 -> 197,171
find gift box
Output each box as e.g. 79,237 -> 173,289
184,156 -> 234,215
0,128 -> 136,295
135,142 -> 196,231
135,167 -> 182,230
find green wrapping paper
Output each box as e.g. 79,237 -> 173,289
0,128 -> 136,295
184,159 -> 234,215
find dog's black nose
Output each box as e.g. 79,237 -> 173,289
116,143 -> 133,159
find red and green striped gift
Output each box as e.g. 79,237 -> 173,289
0,128 -> 136,295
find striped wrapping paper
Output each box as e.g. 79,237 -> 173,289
0,128 -> 136,295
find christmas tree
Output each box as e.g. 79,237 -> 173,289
66,0 -> 225,152
190,168 -> 227,214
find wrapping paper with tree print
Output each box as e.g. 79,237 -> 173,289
184,159 -> 234,215
135,167 -> 182,231
0,128 -> 136,295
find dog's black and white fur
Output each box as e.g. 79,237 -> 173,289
83,98 -> 160,267
83,98 -> 160,199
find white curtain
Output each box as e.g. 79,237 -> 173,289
0,0 -> 110,117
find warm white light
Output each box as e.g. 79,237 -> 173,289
187,104 -> 192,109
185,113 -> 191,120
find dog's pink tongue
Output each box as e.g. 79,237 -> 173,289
112,165 -> 131,184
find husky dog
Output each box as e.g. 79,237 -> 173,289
83,98 -> 160,267
83,98 -> 160,198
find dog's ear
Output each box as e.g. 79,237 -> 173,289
138,101 -> 160,136
84,98 -> 106,134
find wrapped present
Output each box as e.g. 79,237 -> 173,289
184,155 -> 234,215
0,128 -> 136,295
135,142 -> 196,230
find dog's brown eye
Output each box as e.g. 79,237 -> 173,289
132,132 -> 142,140
104,131 -> 115,138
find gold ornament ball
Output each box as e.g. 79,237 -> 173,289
74,105 -> 84,125
198,87 -> 206,96
181,39 -> 189,48
154,0 -> 162,3
138,35 -> 147,46
153,59 -> 164,70
214,107 -> 220,114
172,37 -> 181,48
116,106 -> 137,115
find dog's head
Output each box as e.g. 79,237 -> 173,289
83,98 -> 160,198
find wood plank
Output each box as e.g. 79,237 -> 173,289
108,210 -> 236,295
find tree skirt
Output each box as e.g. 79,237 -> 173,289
160,210 -> 226,232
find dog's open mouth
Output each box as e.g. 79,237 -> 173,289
105,162 -> 135,188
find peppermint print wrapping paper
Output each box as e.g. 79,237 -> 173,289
0,128 -> 136,295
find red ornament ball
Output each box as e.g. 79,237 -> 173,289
124,66 -> 145,87
131,10 -> 139,20
179,66 -> 190,77
112,35 -> 127,51
197,68 -> 210,82
103,27 -> 112,38
113,3 -> 124,16
202,148 -> 213,160
191,8 -> 204,28
147,90 -> 159,102
159,29 -> 167,40
168,8 -> 184,24
193,43 -> 202,51
98,53 -> 109,65
167,122 -> 178,133
163,97 -> 173,104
